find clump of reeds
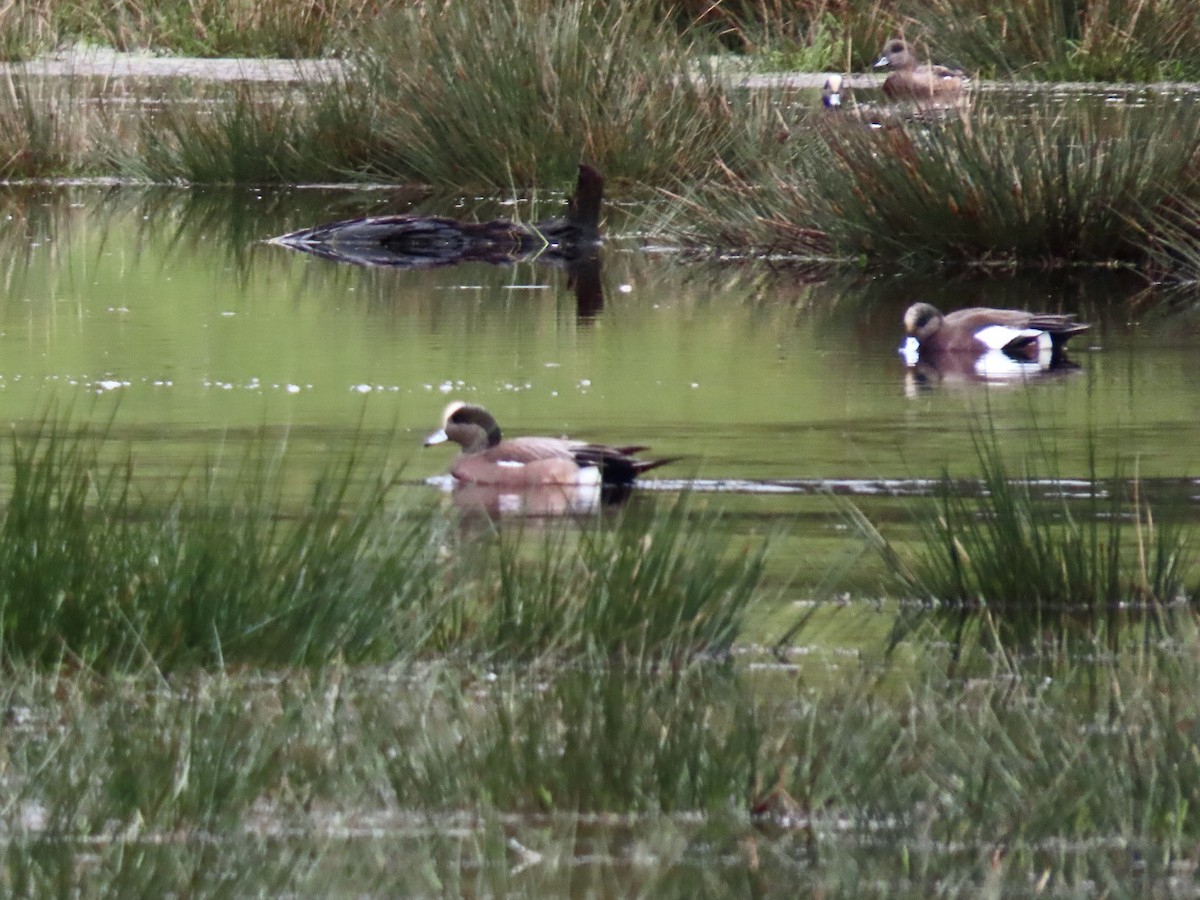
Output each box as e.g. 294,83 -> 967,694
1,0 -> 384,61
438,498 -> 768,665
371,665 -> 759,815
110,0 -> 789,189
0,421 -> 451,670
761,638 -> 1200,891
1135,195 -> 1200,285
913,0 -> 1200,81
345,0 -> 761,187
8,621 -> 1200,893
0,418 -> 763,672
663,95 -> 1200,270
851,422 -> 1193,650
113,77 -> 380,185
0,68 -> 99,178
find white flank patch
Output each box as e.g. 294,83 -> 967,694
898,336 -> 921,367
973,348 -> 1052,380
974,324 -> 1042,351
576,466 -> 603,487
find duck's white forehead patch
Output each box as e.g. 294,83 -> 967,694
899,336 -> 920,367
440,400 -> 466,423
496,460 -> 526,468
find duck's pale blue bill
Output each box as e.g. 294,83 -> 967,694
424,428 -> 449,447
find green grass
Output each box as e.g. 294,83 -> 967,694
914,0 -> 1200,81
438,499 -> 767,665
8,0 -> 1200,276
850,421 -> 1194,651
344,0 -> 763,187
104,0 -> 790,189
0,414 -> 1196,893
0,0 -> 386,60
7,631 -> 1200,894
0,418 -> 766,672
0,68 -> 99,179
111,77 -> 380,185
659,94 -> 1200,271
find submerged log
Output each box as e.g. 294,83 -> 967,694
269,164 -> 604,269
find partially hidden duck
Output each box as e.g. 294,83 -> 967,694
873,39 -> 968,101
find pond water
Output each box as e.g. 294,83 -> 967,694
3,181 -> 1199,604
7,183 -> 1199,463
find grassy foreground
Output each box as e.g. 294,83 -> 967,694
0,415 -> 1193,891
0,421 -> 765,672
6,623 -> 1200,894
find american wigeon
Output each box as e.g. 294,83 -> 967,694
873,39 -> 967,101
271,164 -> 603,267
424,401 -> 675,487
901,302 -> 1090,360
822,74 -> 843,109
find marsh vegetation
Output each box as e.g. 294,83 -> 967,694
2,0 -> 1200,893
5,0 -> 1200,277
0,419 -> 1197,894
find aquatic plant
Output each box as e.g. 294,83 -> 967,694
108,0 -> 792,189
914,0 -> 1200,81
662,95 -> 1200,270
439,497 -> 768,665
111,76 -> 380,185
346,0 -> 761,187
0,419 -> 763,671
0,67 -> 97,178
0,0 -> 385,60
371,666 -> 758,815
9,631 -> 1200,894
1135,195 -> 1200,285
0,421 -> 444,670
851,421 -> 1193,650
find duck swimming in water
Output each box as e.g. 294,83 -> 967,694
424,401 -> 676,487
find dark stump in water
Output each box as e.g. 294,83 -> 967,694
269,164 -> 604,269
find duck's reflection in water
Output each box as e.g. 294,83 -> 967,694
902,346 -> 1081,396
442,481 -> 636,520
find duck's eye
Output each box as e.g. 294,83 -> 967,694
889,41 -> 904,53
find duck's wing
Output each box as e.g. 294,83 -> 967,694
944,307 -> 1087,334
572,444 -> 678,483
484,437 -> 675,484
486,436 -> 581,463
1024,312 -> 1090,339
